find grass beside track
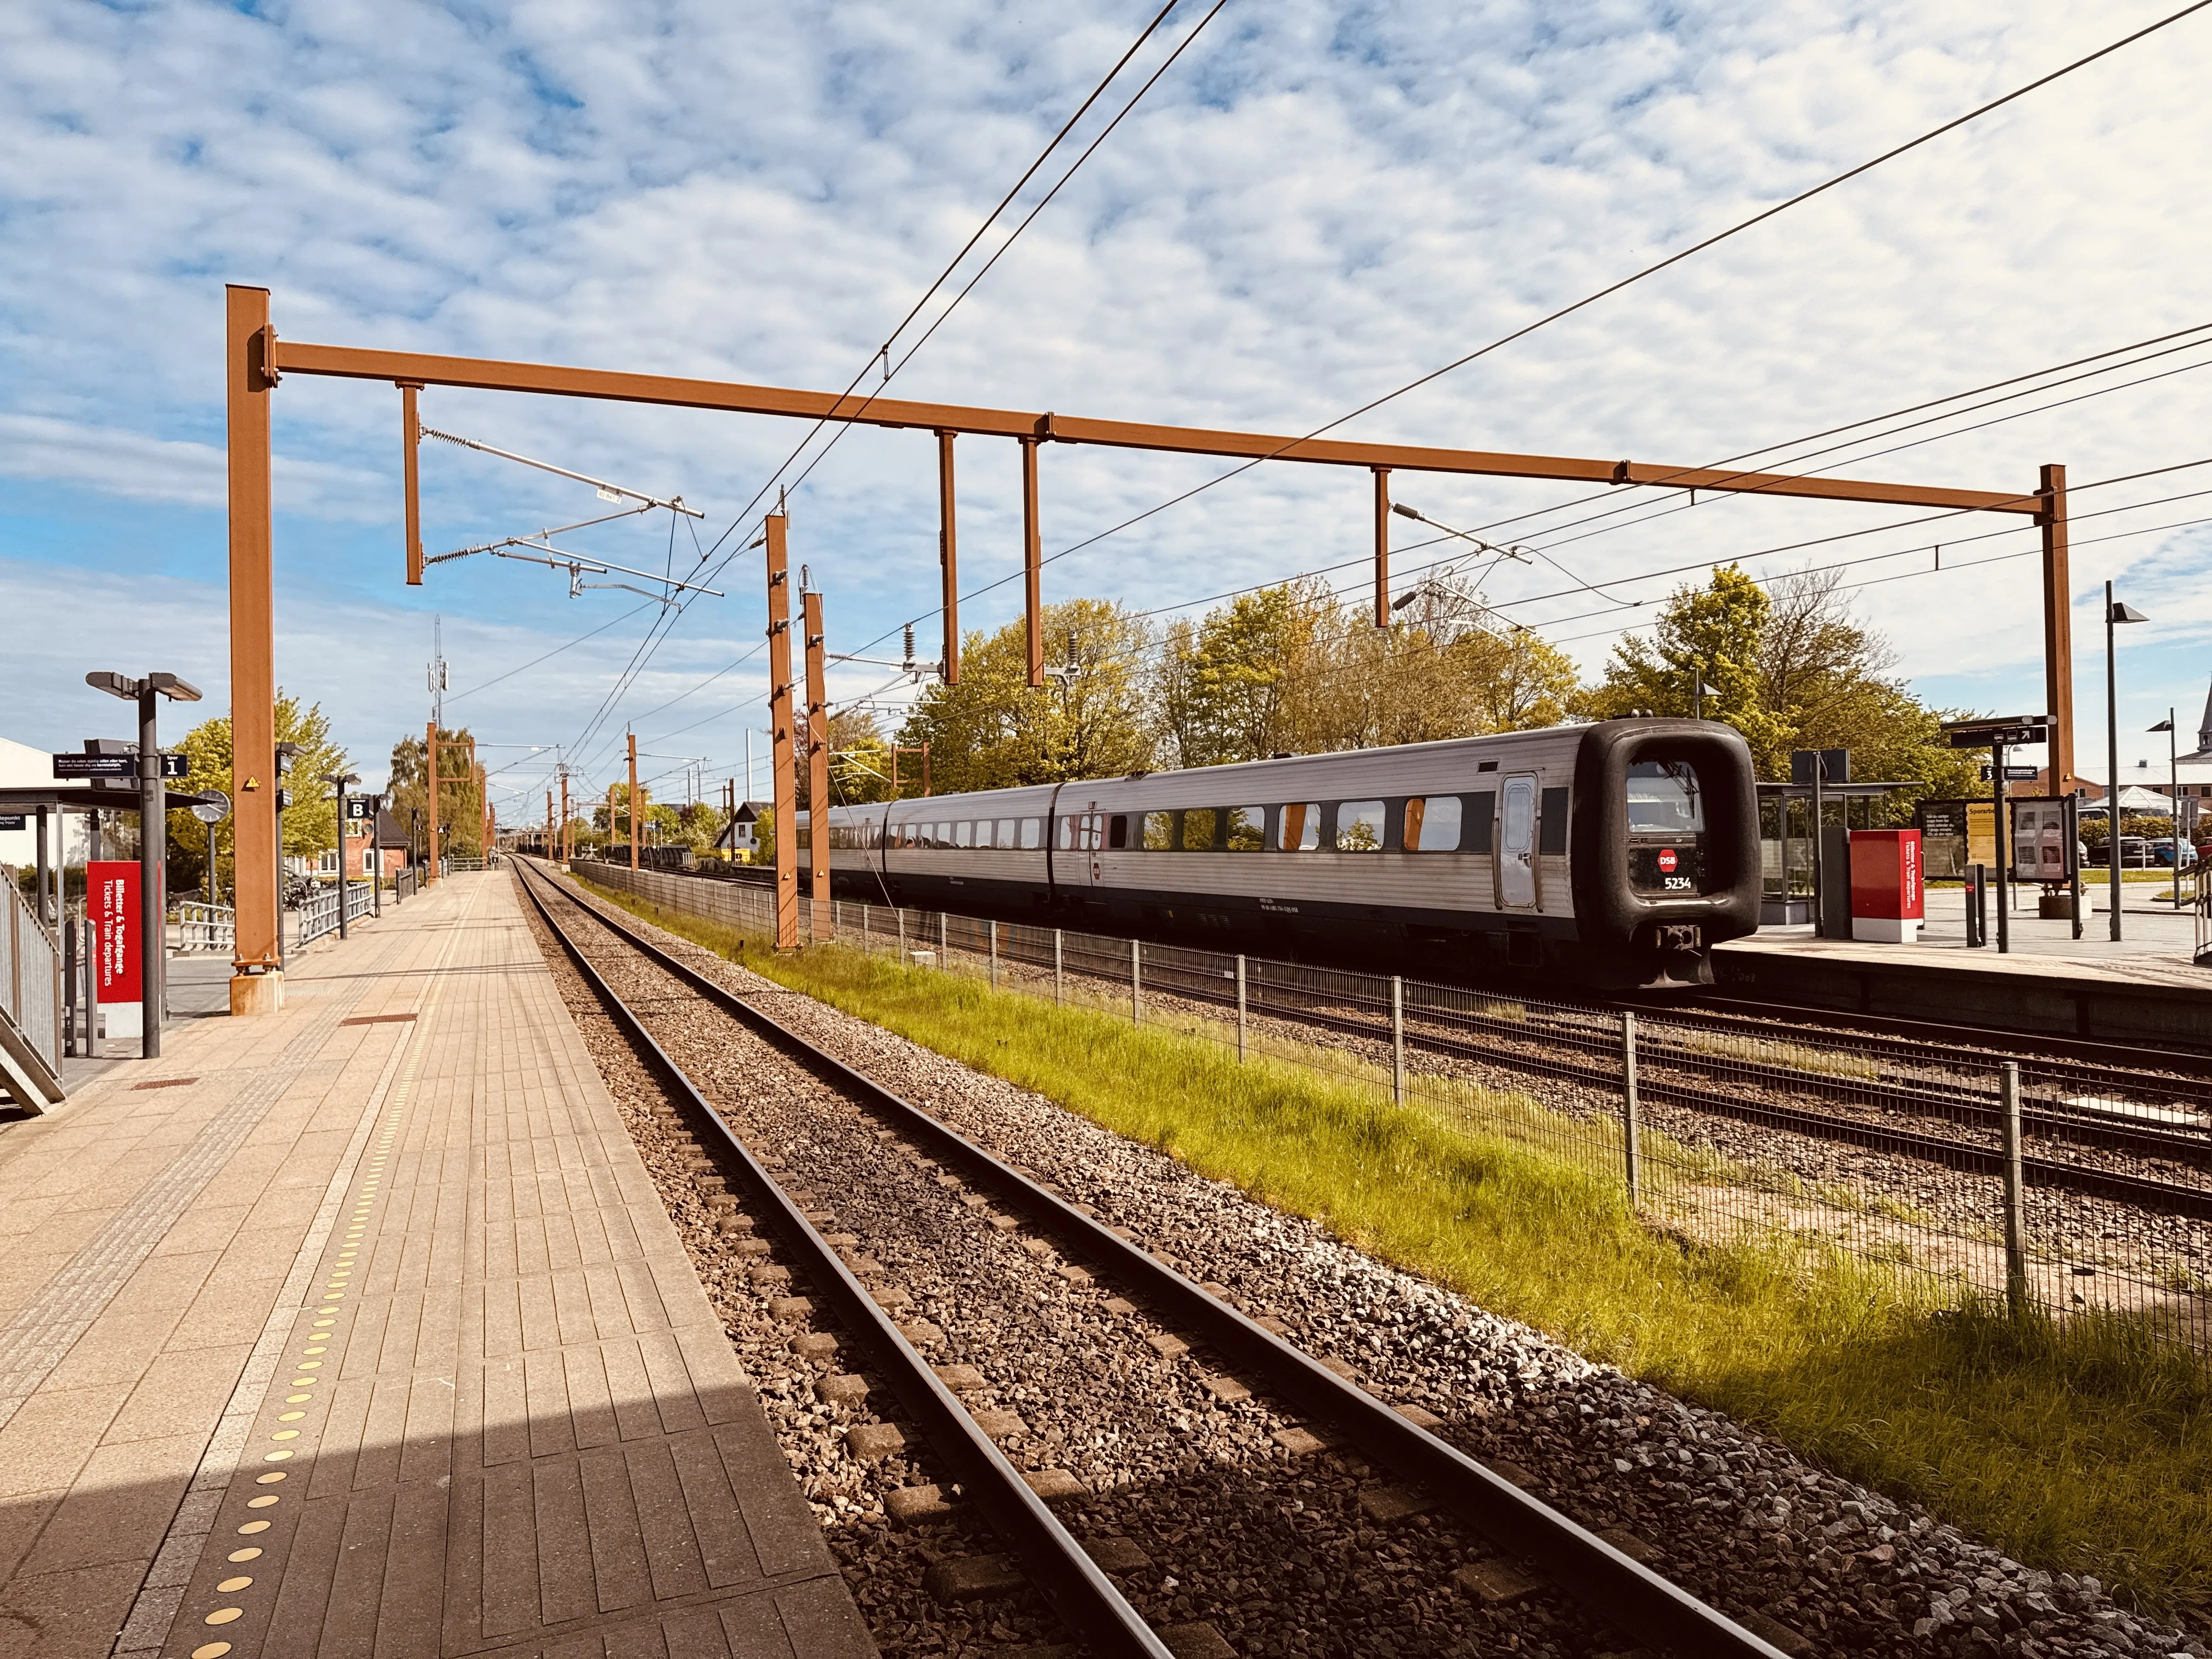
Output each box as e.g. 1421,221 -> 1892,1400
571,873 -> 2212,1623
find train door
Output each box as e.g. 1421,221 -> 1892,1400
1499,774 -> 1538,907
1084,804 -> 1104,885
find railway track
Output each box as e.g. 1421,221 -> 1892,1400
516,859 -> 1788,1658
592,860 -> 2212,1216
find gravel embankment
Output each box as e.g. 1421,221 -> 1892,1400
536,871 -> 2210,1659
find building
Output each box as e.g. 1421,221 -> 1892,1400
714,802 -> 770,861
314,806 -> 413,881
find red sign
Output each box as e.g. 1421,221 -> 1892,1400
1656,848 -> 1678,873
1848,831 -> 1925,922
90,860 -> 140,1005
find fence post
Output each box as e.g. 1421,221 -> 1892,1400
1622,1011 -> 1641,1207
1054,929 -> 1064,1007
940,911 -> 948,966
898,907 -> 907,963
1235,955 -> 1248,1064
1390,975 -> 1406,1105
989,920 -> 999,992
1131,938 -> 1142,1026
861,902 -> 870,952
2001,1060 -> 2028,1316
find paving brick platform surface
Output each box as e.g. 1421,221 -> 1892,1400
0,872 -> 868,1659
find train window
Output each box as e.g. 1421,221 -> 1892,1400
1081,814 -> 1103,851
1539,788 -> 1570,855
1181,808 -> 1217,850
1109,815 -> 1128,849
1626,761 -> 1703,834
1226,806 -> 1265,850
995,817 -> 1016,848
956,821 -> 975,848
1405,797 -> 1462,851
1019,817 -> 1042,849
1336,800 -> 1386,851
1465,793 -> 1496,853
1277,802 -> 1321,851
1144,811 -> 1175,850
1056,817 -> 1074,850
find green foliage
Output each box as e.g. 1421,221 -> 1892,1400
1582,566 -> 1983,819
579,870 -> 2212,1621
898,598 -> 1156,792
387,727 -> 483,859
1154,579 -> 1584,768
163,694 -> 347,898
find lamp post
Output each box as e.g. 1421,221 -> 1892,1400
2105,584 -> 2149,941
85,669 -> 202,1059
2151,713 -> 2180,910
325,772 -> 360,939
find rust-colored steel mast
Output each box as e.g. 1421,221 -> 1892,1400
1021,435 -> 1044,686
764,515 -> 800,949
627,731 -> 639,871
1372,467 -> 1392,628
2039,465 -> 2077,795
804,588 -> 831,941
559,772 -> 570,863
936,430 -> 960,686
400,382 -> 424,585
225,286 -> 280,1013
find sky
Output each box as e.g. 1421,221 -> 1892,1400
5,0 -> 2212,820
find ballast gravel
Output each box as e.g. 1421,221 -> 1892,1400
532,872 -> 2207,1659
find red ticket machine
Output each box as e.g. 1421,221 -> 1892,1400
1848,830 -> 1923,944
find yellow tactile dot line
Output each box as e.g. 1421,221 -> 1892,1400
188,1110 -> 404,1645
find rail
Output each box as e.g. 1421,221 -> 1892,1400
0,875 -> 63,1110
177,901 -> 235,953
575,859 -> 2212,1352
518,860 -> 1788,1659
293,881 -> 376,949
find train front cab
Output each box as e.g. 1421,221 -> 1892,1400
1570,718 -> 1760,989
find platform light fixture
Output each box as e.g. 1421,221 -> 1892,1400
83,667 -> 202,1060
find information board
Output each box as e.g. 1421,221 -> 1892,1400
1914,799 -> 1997,880
89,859 -> 140,1006
2009,797 -> 2078,883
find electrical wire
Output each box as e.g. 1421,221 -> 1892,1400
558,1 -> 1227,769
831,4 -> 2212,664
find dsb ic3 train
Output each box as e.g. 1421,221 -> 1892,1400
799,716 -> 1760,989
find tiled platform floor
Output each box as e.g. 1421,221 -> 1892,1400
0,871 -> 868,1659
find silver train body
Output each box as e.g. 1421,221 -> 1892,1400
798,717 -> 1759,989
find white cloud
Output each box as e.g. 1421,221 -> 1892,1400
4,0 -> 2212,788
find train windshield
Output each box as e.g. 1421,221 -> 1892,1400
1626,761 -> 1703,834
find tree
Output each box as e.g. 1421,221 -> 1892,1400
388,728 -> 484,860
1578,564 -> 1788,762
1158,584 -> 1325,766
1582,565 -> 1983,820
898,599 -> 1155,791
165,694 -> 348,899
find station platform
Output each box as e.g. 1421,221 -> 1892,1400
0,872 -> 869,1659
1716,884 -> 2212,1045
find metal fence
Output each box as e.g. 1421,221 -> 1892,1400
0,874 -> 62,1109
577,861 -> 2212,1348
294,881 -> 376,949
177,901 -> 235,953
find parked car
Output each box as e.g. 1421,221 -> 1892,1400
2085,837 -> 2154,868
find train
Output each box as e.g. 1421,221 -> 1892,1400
796,716 -> 1760,990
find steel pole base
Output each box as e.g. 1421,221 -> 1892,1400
229,971 -> 286,1017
